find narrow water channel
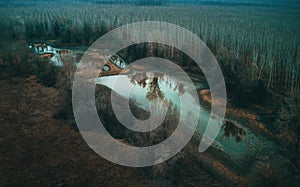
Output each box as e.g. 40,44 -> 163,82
29,42 -> 273,160
96,72 -> 251,155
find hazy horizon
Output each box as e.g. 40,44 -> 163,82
2,0 -> 300,7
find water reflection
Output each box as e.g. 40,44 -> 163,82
130,72 -> 165,102
96,71 -> 248,154
129,72 -> 185,104
147,76 -> 164,101
221,121 -> 247,142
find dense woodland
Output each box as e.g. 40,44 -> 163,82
1,3 -> 299,91
0,1 -> 300,186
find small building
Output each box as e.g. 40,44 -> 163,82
27,41 -> 55,55
107,54 -> 127,69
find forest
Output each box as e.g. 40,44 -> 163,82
0,0 -> 299,186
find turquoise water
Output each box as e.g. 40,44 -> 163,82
96,73 -> 249,155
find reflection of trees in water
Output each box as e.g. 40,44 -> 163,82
221,121 -> 246,142
164,76 -> 185,96
129,72 -> 165,101
173,83 -> 185,95
130,72 -> 147,88
129,72 -> 185,102
128,72 -> 183,145
146,77 -> 165,101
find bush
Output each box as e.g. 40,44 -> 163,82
35,59 -> 59,87
54,56 -> 76,122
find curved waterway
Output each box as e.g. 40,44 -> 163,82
96,72 -> 251,155
36,43 -> 273,157
43,44 -> 273,157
